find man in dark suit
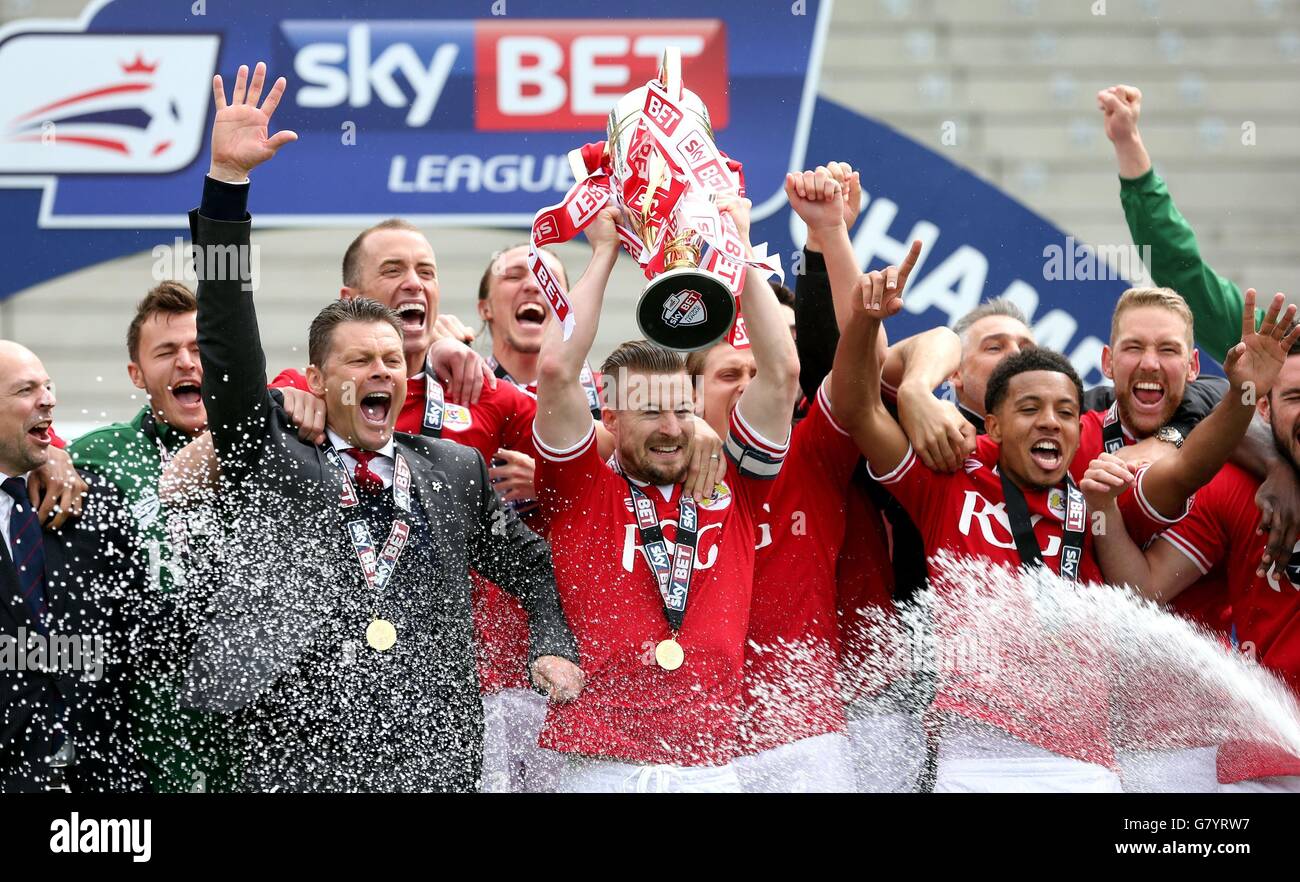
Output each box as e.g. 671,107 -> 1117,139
180,63 -> 582,792
0,341 -> 147,792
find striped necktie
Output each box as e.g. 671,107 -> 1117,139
2,476 -> 47,631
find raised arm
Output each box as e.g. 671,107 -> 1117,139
1099,84 -> 1252,364
721,196 -> 801,446
195,63 -> 296,475
1141,290 -> 1300,519
534,207 -> 619,452
1080,453 -> 1205,602
835,242 -> 924,476
793,162 -> 866,397
884,326 -> 975,472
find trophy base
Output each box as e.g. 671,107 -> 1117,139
636,267 -> 737,352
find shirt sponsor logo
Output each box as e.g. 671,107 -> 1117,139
697,480 -> 731,511
957,489 -> 1060,558
441,403 -> 473,431
131,489 -> 160,529
622,519 -> 723,574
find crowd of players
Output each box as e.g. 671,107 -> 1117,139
2,65 -> 1299,794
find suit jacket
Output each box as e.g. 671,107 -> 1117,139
182,206 -> 578,791
0,476 -> 147,792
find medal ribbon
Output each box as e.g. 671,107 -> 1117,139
1101,401 -> 1125,454
347,519 -> 411,596
323,445 -> 415,601
140,410 -> 173,465
999,471 -> 1087,584
625,480 -> 698,631
420,352 -> 445,439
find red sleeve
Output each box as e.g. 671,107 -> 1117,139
453,380 -> 539,461
867,443 -> 955,539
534,422 -> 604,517
797,379 -> 863,492
268,368 -> 310,392
1116,462 -> 1193,546
725,406 -> 789,478
1156,469 -> 1252,576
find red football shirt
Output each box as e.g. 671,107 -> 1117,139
534,409 -> 787,766
740,381 -> 861,753
1159,463 -> 1300,781
870,436 -> 1184,769
836,482 -> 903,707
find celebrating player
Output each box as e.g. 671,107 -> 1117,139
531,194 -> 800,792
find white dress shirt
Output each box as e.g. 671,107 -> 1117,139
0,468 -> 27,559
327,429 -> 396,489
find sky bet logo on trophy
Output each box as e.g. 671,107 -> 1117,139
525,46 -> 783,351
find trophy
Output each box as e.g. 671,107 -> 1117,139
603,49 -> 736,352
527,48 -> 780,352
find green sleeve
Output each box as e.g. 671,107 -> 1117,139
1120,168 -> 1252,364
67,431 -> 117,476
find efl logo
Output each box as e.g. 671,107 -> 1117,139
0,33 -> 219,174
475,19 -> 727,131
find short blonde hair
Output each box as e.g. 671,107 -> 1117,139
1110,287 -> 1194,350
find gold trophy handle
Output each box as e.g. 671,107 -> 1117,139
658,46 -> 682,103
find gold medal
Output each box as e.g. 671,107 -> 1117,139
366,618 -> 397,651
654,638 -> 685,671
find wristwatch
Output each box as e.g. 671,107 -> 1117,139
1155,426 -> 1184,448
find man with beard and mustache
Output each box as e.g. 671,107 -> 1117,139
180,62 -> 583,791
441,242 -> 726,792
67,282 -> 236,793
1087,333 -> 1300,792
531,193 -> 801,792
837,257 -> 1298,789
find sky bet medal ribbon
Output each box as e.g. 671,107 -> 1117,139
526,47 -> 783,352
624,480 -> 699,671
326,445 -> 412,651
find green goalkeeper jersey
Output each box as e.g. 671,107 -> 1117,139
69,407 -> 237,793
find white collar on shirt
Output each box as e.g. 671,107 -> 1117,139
326,428 -> 395,461
0,467 -> 30,557
613,454 -> 676,502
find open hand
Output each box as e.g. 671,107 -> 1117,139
209,62 -> 297,182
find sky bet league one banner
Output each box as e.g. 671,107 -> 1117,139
0,0 -> 1133,386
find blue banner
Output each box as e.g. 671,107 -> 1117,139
1,0 -> 1145,384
